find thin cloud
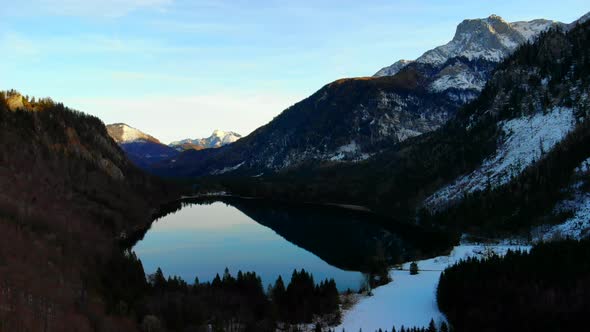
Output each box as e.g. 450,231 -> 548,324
20,0 -> 174,18
0,32 -> 39,56
110,71 -> 198,83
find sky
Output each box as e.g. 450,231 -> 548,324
0,0 -> 587,143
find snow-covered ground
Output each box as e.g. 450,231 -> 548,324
336,244 -> 530,332
535,157 -> 590,241
430,70 -> 486,93
210,161 -> 245,175
425,107 -> 575,210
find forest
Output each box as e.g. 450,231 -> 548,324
197,20 -> 590,239
437,239 -> 590,332
102,251 -> 341,331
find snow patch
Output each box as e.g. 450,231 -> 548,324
536,157 -> 590,241
170,130 -> 241,149
430,71 -> 486,92
210,161 -> 245,175
327,141 -> 371,162
541,194 -> 590,240
337,244 -> 530,332
425,107 -> 575,210
511,19 -> 556,42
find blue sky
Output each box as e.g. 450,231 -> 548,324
0,0 -> 587,142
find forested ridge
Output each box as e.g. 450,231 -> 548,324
205,20 -> 590,238
0,91 -> 176,331
104,260 -> 341,331
438,240 -> 590,332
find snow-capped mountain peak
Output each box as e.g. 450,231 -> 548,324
374,15 -> 564,77
415,15 -> 558,65
373,59 -> 414,77
106,123 -> 161,144
212,129 -> 227,138
169,130 -> 242,151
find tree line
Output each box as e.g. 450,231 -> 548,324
437,239 -> 590,332
102,251 -> 340,331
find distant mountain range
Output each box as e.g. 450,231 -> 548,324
105,123 -> 241,168
170,130 -> 242,151
149,14 -> 569,177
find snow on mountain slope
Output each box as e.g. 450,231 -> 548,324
170,129 -> 242,151
429,66 -> 488,92
536,157 -> 590,241
424,107 -> 575,210
106,123 -> 179,168
418,15 -> 558,65
512,19 -> 560,41
567,11 -> 590,30
106,123 -> 161,144
374,59 -> 414,77
375,15 -> 563,94
212,129 -> 241,146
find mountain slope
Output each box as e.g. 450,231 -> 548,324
154,14 -> 566,178
212,16 -> 590,237
375,16 -> 563,77
106,123 -> 179,168
107,122 -> 161,144
170,129 -> 242,151
0,92 -> 174,331
374,59 -> 414,77
154,72 -> 461,176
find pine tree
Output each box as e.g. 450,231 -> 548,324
427,319 -> 436,332
212,273 -> 222,288
150,267 -> 167,290
410,262 -> 419,275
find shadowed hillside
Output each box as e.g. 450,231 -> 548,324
0,91 -> 177,331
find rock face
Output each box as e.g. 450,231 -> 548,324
374,59 -> 414,77
170,130 -> 242,151
153,14 -> 568,178
375,15 -> 564,80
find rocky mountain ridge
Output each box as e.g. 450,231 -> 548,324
374,15 -> 564,78
170,129 -> 242,151
152,13 -> 577,177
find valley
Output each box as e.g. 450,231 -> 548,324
1,5 -> 590,332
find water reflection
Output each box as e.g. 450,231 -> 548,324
133,198 -> 452,291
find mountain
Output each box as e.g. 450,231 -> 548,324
374,16 -> 563,78
152,14 -> 565,178
106,123 -> 179,168
221,16 -> 590,238
107,122 -> 161,144
170,129 -> 242,151
0,91 -> 174,330
374,59 -> 414,77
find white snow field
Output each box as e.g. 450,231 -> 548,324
424,107 -> 575,211
336,244 -> 530,332
536,157 -> 590,241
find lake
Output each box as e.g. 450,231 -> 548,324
133,197 -> 452,291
